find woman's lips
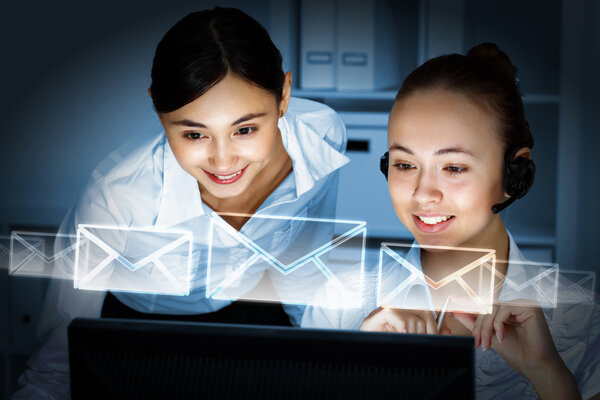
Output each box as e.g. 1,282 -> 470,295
204,166 -> 248,185
412,214 -> 455,234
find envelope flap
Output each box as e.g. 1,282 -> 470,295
557,270 -> 596,304
503,263 -> 557,291
378,244 -> 427,306
11,232 -> 49,258
79,225 -> 191,269
559,271 -> 596,291
213,214 -> 365,273
0,240 -> 8,257
424,252 -> 495,290
381,244 -> 423,276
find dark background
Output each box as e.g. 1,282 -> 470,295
0,0 -> 599,397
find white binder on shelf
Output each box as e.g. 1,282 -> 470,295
300,0 -> 336,89
336,0 -> 402,91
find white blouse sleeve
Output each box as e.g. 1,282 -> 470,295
12,176 -> 125,400
575,298 -> 600,399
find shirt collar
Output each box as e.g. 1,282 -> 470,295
278,105 -> 349,197
156,101 -> 349,227
499,231 -> 529,294
498,231 -> 556,308
155,137 -> 206,228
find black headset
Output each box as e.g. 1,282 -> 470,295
492,135 -> 536,214
379,134 -> 535,214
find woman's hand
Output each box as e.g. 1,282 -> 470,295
453,300 -> 581,400
360,307 -> 449,334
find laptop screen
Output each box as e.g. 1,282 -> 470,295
68,317 -> 474,399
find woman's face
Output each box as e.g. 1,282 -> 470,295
160,72 -> 289,199
387,89 -> 506,248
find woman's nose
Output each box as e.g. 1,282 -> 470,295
208,141 -> 238,171
412,171 -> 443,205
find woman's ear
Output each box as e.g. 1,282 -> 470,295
502,147 -> 533,198
148,87 -> 152,98
513,147 -> 531,160
278,71 -> 293,117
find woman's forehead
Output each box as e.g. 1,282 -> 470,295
388,90 -> 502,154
162,74 -> 277,123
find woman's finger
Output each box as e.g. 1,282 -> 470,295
407,317 -> 419,334
360,307 -> 390,331
381,309 -> 408,333
451,311 -> 477,330
479,314 -> 496,351
492,306 -> 516,343
472,313 -> 487,348
425,312 -> 440,335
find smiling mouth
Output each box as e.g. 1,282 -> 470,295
412,214 -> 455,233
204,166 -> 248,185
417,215 -> 454,225
214,170 -> 242,180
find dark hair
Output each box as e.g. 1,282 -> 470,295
395,42 -> 533,154
150,7 -> 285,113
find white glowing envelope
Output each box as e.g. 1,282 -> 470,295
490,260 -> 559,308
75,224 -> 193,295
9,231 -> 79,279
0,236 -> 9,270
378,243 -> 496,314
206,213 -> 366,308
557,269 -> 595,304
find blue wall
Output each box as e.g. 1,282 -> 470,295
1,0 -> 599,270
0,0 -> 271,227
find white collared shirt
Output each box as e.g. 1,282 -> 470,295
14,97 -> 349,399
302,233 -> 600,399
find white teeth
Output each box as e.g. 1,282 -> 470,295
418,215 -> 451,225
214,170 -> 242,180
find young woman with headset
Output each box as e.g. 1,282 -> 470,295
14,8 -> 348,399
303,43 -> 599,399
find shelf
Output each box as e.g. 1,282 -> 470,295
522,94 -> 561,104
510,228 -> 556,247
292,89 -> 397,100
338,112 -> 389,128
294,89 -> 559,104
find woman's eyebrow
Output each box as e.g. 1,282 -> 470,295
171,119 -> 206,128
170,112 -> 268,129
389,144 -> 477,157
434,147 -> 476,157
389,144 -> 413,154
230,112 -> 268,126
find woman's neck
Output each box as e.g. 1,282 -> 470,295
200,130 -> 293,230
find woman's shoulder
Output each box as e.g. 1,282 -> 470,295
73,131 -> 168,226
285,97 -> 346,150
89,130 -> 166,184
548,292 -> 600,398
550,289 -> 599,339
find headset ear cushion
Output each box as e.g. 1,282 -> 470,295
504,157 -> 536,199
380,152 -> 389,180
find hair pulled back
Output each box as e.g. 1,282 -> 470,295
395,42 -> 533,154
150,7 -> 285,113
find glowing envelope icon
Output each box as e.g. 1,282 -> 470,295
206,213 -> 366,309
378,242 -> 496,314
75,224 -> 193,296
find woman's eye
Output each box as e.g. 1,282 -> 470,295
392,163 -> 415,172
236,127 -> 256,136
184,132 -> 205,141
445,165 -> 467,175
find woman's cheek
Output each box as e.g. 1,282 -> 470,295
242,133 -> 278,162
175,146 -> 207,168
389,181 -> 412,221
